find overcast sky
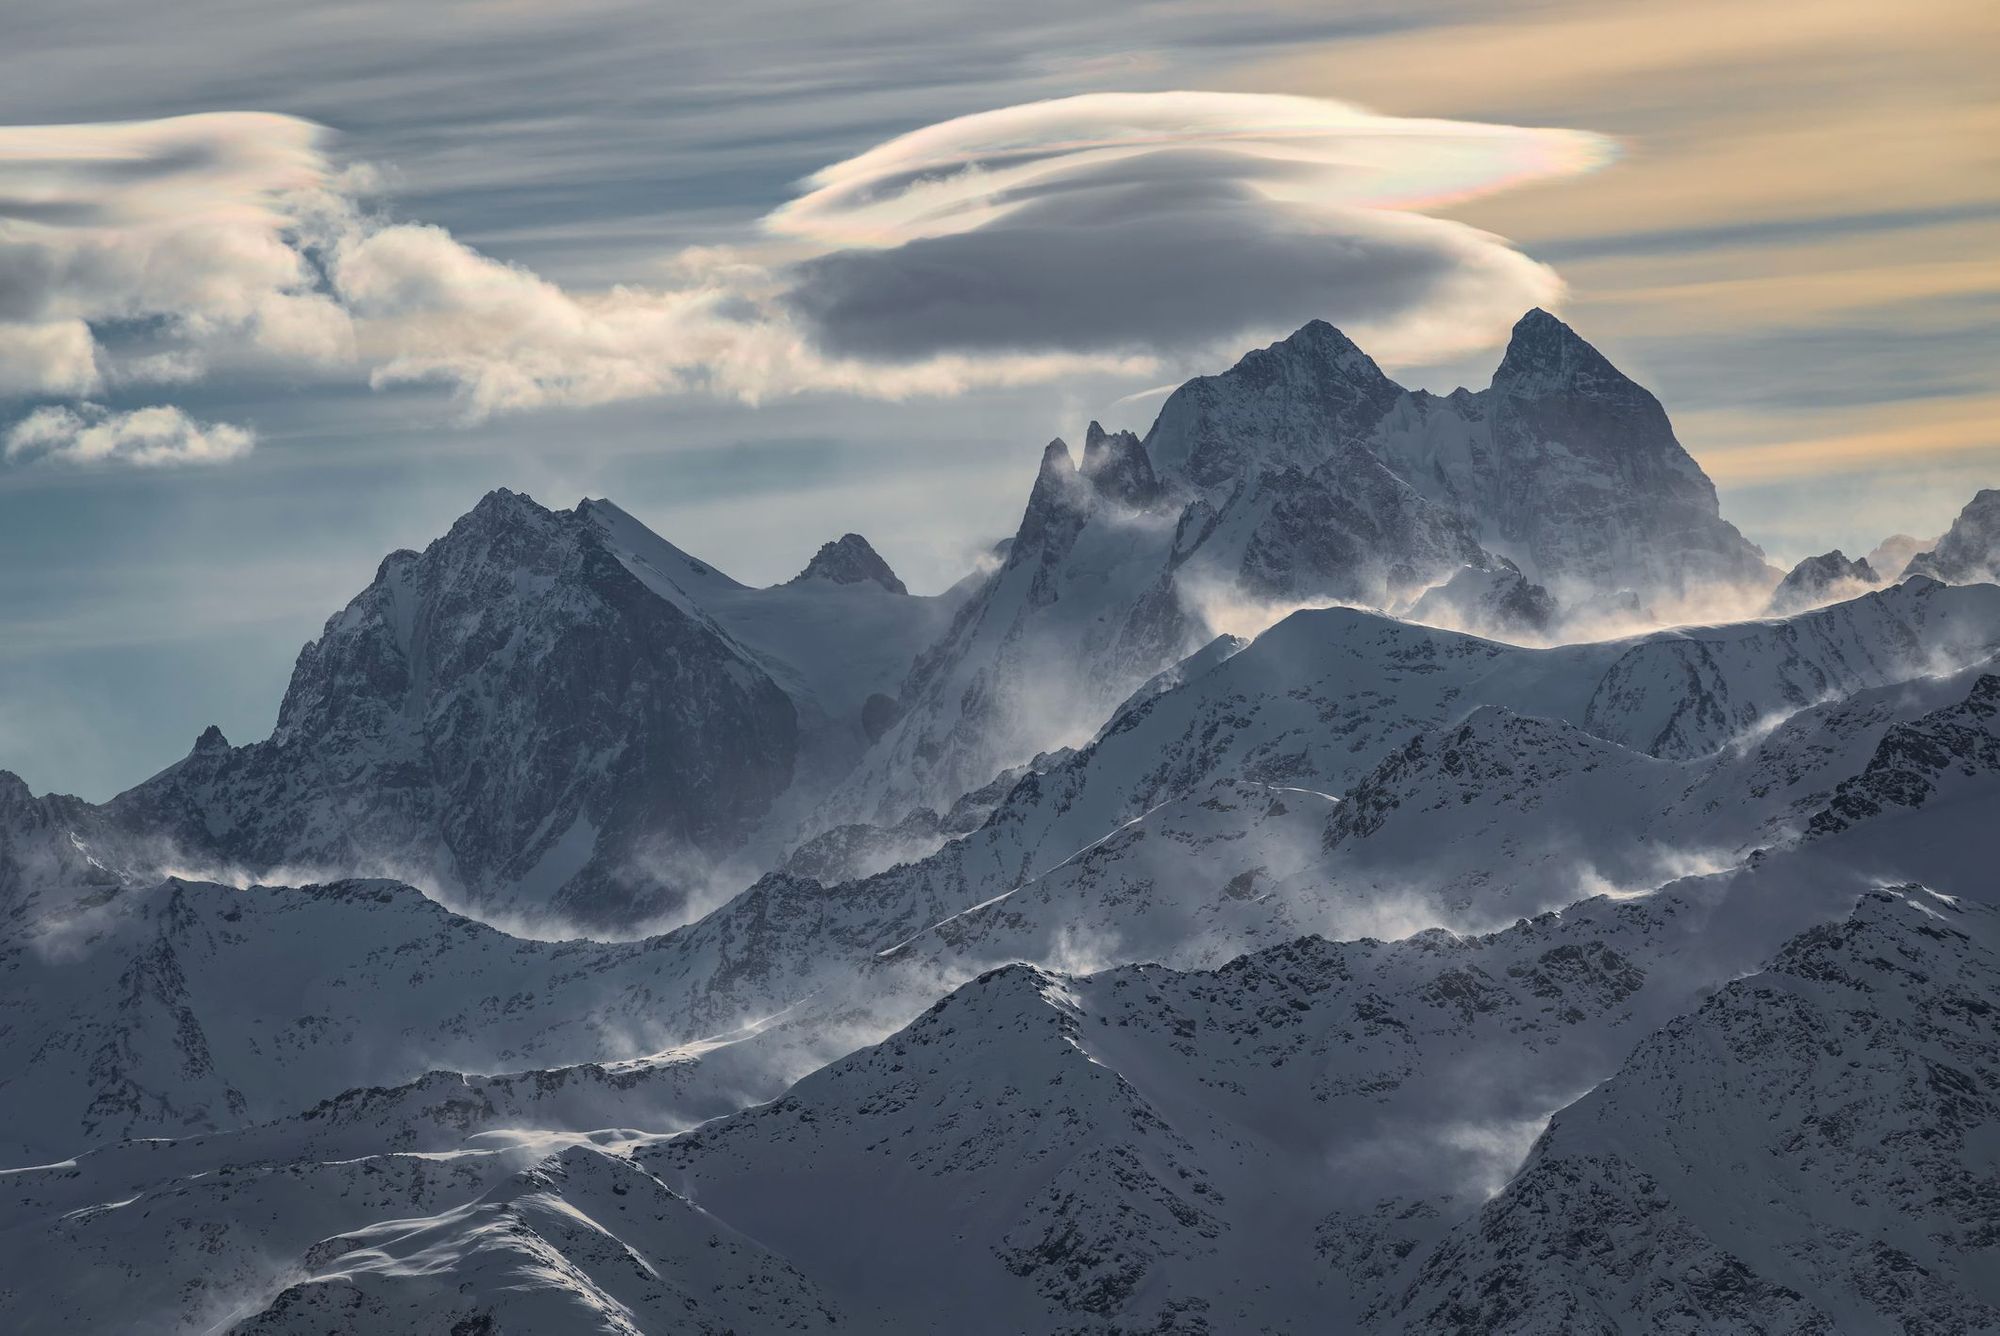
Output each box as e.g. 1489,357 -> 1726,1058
2,0 -> 1995,798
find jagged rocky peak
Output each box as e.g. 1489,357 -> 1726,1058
1264,316 -> 1389,381
1490,305 -> 1622,392
790,532 -> 907,594
1488,307 -> 1686,449
1079,419 -> 1158,507
1462,307 -> 1775,595
107,484 -> 804,928
1144,318 -> 1402,487
457,484 -> 556,537
1013,437 -> 1090,554
1765,548 -> 1880,615
1905,488 -> 2000,584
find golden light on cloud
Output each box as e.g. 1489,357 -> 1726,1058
766,91 -> 1616,248
1561,218 -> 2000,328
1692,394 -> 2000,484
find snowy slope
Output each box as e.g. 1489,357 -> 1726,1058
1370,308 -> 1773,604
0,876 -> 803,1162
1309,655 -> 2000,918
1,315 -> 1995,1335
99,490 -> 805,927
1383,887 -> 2000,1333
0,310 -> 1804,935
8,676 -> 2000,1333
235,1145 -> 841,1335
12,583 -> 1997,1172
1906,488 -> 2000,584
1807,670 -> 2000,835
640,846 -> 1908,1334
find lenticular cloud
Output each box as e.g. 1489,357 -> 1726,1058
0,93 -> 1613,437
769,92 -> 1612,247
775,92 -> 1614,367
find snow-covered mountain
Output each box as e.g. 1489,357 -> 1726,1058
27,830 -> 1981,1335
1807,670 -> 2000,836
106,490 -> 802,926
1766,548 -> 1879,615
1383,887 -> 2000,1332
1,310 -> 1792,928
1406,562 -> 1557,639
7,584 -> 2000,1332
788,530 -> 909,594
1906,487 -> 2000,585
1370,309 -> 1775,606
4,311 -> 2000,1334
825,310 -> 1779,825
14,579 -> 1997,1177
3,492 -> 962,930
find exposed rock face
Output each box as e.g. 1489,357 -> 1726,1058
0,769 -> 125,921
1144,319 -> 1492,604
1905,488 -> 2000,584
1078,420 -> 1160,507
1372,308 -> 1775,601
1,493 -> 966,931
826,435 -> 1194,825
8,517 -> 2000,1334
1385,889 -> 2000,1334
790,532 -> 908,594
1766,548 -> 1880,615
107,490 -> 804,926
781,806 -> 946,885
828,311 -> 1779,827
1808,672 -> 2000,836
1406,563 -> 1557,639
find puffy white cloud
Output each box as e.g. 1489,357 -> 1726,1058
0,112 -> 357,394
0,93 -> 1612,425
0,320 -> 98,396
4,403 -> 255,467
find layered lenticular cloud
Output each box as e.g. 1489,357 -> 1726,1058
775,93 -> 1613,364
0,93 -> 1612,457
771,92 -> 1611,245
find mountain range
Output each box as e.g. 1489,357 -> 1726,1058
4,310 -> 2000,1334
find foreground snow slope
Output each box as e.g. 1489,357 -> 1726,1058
1385,886 -> 2000,1333
7,770 -> 1998,1333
